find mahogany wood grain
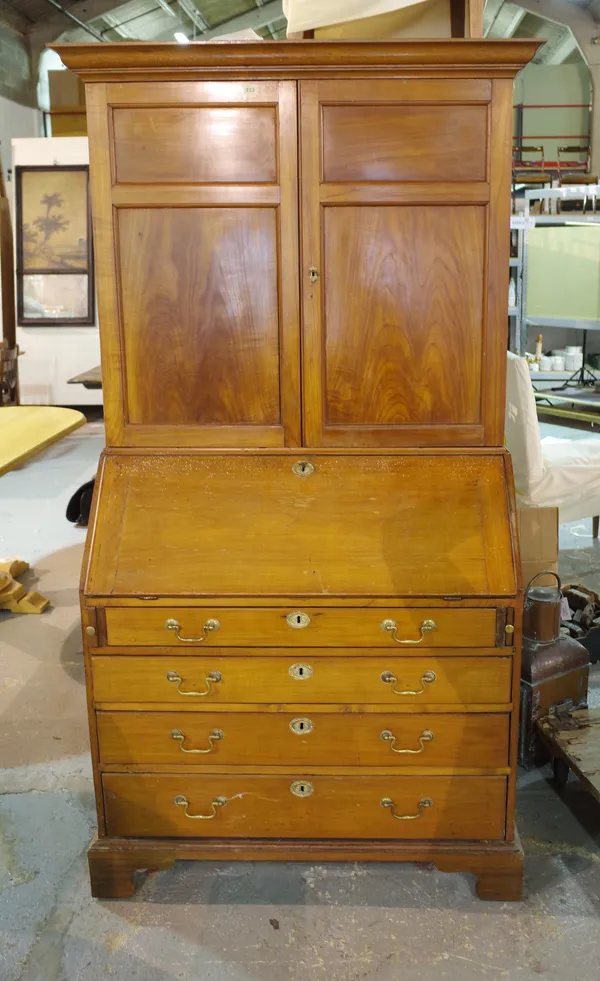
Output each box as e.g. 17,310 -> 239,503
88,833 -> 523,900
322,205 -> 485,429
60,41 -> 536,901
484,78 -> 516,445
85,79 -> 300,447
97,710 -> 509,768
91,655 -> 512,705
103,773 -> 507,840
93,702 -> 514,716
53,40 -> 542,80
88,833 -> 522,900
111,186 -> 280,207
300,79 -> 498,447
303,78 -> 491,104
104,608 -> 498,648
319,183 -> 490,205
119,207 -> 280,427
84,82 -> 125,446
112,106 -> 277,184
85,454 -> 517,600
322,105 -> 487,183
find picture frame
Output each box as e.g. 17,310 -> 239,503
15,165 -> 94,326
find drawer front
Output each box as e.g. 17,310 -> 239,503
97,711 -> 510,768
103,773 -> 507,840
104,607 -> 499,648
92,655 -> 512,705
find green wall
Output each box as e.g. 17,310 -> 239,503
513,64 -> 591,167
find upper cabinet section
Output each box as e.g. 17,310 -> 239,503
54,41 -> 541,450
82,79 -> 300,448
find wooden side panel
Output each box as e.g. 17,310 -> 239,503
103,773 -> 507,840
113,106 -> 277,184
119,208 -> 280,427
322,105 -> 487,182
91,655 -> 513,704
323,206 -> 484,427
97,711 -> 510,768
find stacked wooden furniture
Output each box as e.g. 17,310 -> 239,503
56,38 -> 539,901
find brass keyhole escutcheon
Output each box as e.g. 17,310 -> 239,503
290,717 -> 314,735
290,780 -> 314,798
286,611 -> 311,629
289,663 -> 313,680
292,461 -> 315,477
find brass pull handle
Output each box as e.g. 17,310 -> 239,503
174,794 -> 227,820
380,729 -> 434,754
171,728 -> 224,753
380,669 -> 436,696
381,797 -> 432,820
165,617 -> 220,643
381,618 -> 436,644
166,670 -> 222,697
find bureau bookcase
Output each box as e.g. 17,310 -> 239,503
55,39 -> 539,900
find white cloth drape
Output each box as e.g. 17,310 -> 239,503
283,0 -> 429,34
505,351 -> 600,523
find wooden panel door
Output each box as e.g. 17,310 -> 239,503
86,81 -> 300,447
300,78 -> 513,447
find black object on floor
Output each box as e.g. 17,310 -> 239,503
66,479 -> 95,526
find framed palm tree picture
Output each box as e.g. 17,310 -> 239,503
16,165 -> 94,325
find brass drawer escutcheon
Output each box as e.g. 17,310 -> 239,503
380,728 -> 434,754
166,669 -> 222,697
174,794 -> 228,820
380,669 -> 436,696
289,717 -> 314,735
165,617 -> 220,643
381,618 -> 436,644
381,797 -> 432,820
290,780 -> 314,798
288,663 -> 313,680
171,728 -> 224,753
292,460 -> 315,477
286,611 -> 311,628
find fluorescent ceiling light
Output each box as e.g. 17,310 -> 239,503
174,31 -> 189,43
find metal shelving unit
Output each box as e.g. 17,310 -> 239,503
509,186 -> 600,364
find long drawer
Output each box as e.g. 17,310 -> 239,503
103,773 -> 507,840
97,711 -> 510,768
91,655 -> 512,705
103,607 -> 499,648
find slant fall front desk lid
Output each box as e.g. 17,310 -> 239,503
85,453 -> 518,600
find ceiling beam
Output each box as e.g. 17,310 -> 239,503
541,28 -> 578,64
500,7 -> 526,38
177,0 -> 209,32
160,0 -> 284,40
28,0 -> 128,40
0,0 -> 34,33
102,8 -> 137,39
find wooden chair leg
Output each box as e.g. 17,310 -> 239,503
593,515 -> 599,539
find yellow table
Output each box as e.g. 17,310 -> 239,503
0,406 -> 85,478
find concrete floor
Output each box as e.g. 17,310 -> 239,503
1,422 -> 600,981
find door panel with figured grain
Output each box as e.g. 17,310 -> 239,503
84,79 -> 300,447
322,104 -> 487,183
323,206 -> 485,427
119,207 -> 280,427
300,78 -> 510,448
